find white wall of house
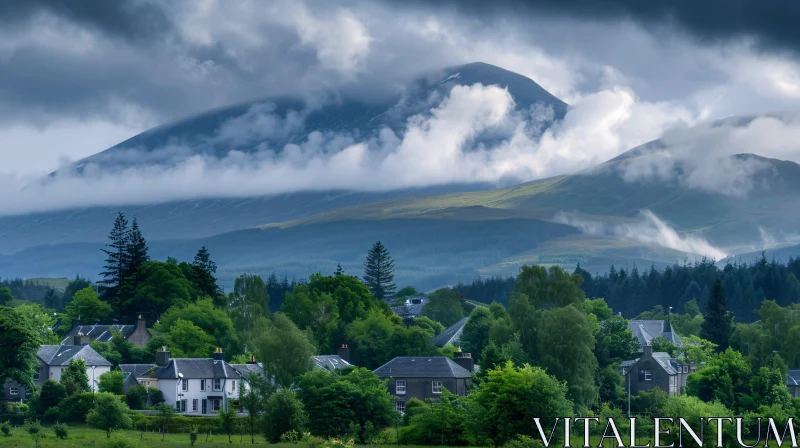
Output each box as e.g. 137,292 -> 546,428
45,365 -> 110,392
153,377 -> 248,415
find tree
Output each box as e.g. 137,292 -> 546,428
125,385 -> 148,410
65,287 -> 113,324
594,315 -> 639,368
460,307 -> 493,362
399,390 -> 469,446
422,288 -> 466,326
62,276 -> 93,309
86,392 -> 132,438
335,264 -> 344,276
192,246 -> 220,302
154,403 -> 175,440
157,298 -> 241,356
467,362 -> 573,446
239,372 -> 271,444
228,274 -> 269,350
99,212 -> 130,302
163,319 -> 217,358
33,380 -> 66,416
219,407 -> 237,443
700,279 -> 733,350
15,303 -> 60,344
296,368 -> 397,443
0,307 -> 42,389
0,287 -> 14,306
262,390 -> 308,443
686,348 -> 751,411
363,241 -> 396,300
121,217 -> 149,303
122,260 -> 197,320
98,370 -> 124,395
60,358 -> 91,396
253,313 -> 315,389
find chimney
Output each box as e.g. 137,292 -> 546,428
247,356 -> 258,365
338,344 -> 350,363
72,315 -> 81,329
212,347 -> 225,361
136,314 -> 146,331
156,346 -> 171,367
453,349 -> 474,372
643,343 -> 653,358
73,331 -> 90,346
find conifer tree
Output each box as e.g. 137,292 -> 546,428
363,241 -> 396,300
335,264 -> 344,276
700,279 -> 733,351
192,246 -> 220,303
99,212 -> 129,302
125,217 -> 149,282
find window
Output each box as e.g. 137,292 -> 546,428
175,401 -> 181,410
232,381 -> 236,392
683,366 -> 689,373
200,380 -> 206,391
212,399 -> 221,411
396,380 -> 406,394
213,379 -> 222,391
182,400 -> 187,412
9,387 -> 19,395
192,399 -> 198,412
182,380 -> 188,392
145,381 -> 151,387
643,370 -> 652,381
432,381 -> 443,394
395,400 -> 405,413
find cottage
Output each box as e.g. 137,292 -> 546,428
61,314 -> 151,347
430,317 -> 468,348
3,337 -> 112,403
627,318 -> 682,353
621,344 -> 696,397
120,347 -> 264,414
373,352 -> 473,413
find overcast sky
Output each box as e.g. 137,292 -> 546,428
1,0 -> 800,210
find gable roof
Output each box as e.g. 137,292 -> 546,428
627,320 -> 682,348
788,370 -> 800,387
37,345 -> 112,367
150,358 -> 247,380
61,325 -> 136,345
373,356 -> 471,379
312,355 -> 352,371
431,317 -> 469,348
231,363 -> 265,378
119,364 -> 157,379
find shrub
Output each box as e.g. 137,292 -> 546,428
58,392 -> 95,422
105,433 -> 141,448
189,426 -> 198,446
24,419 -> 42,437
53,422 -> 69,439
503,435 -> 546,448
1,421 -> 11,436
280,429 -> 302,443
125,386 -> 147,410
147,387 -> 164,405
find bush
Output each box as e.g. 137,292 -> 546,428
503,434 -> 546,448
24,419 -> 42,437
147,387 -> 164,405
53,422 -> 69,439
263,390 -> 307,443
1,421 -> 11,436
189,426 -> 198,446
105,433 -> 141,448
126,386 -> 147,410
58,392 -> 95,422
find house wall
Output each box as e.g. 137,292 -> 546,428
790,385 -> 800,398
128,326 -> 151,347
625,358 -> 676,396
384,376 -> 469,403
158,377 -> 244,415
3,382 -> 26,403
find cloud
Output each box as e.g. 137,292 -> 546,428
555,210 -> 727,260
0,81 -> 700,215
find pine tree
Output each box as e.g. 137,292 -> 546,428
700,279 -> 733,351
335,264 -> 344,276
192,246 -> 220,304
99,212 -> 129,302
363,241 -> 396,300
125,217 -> 149,280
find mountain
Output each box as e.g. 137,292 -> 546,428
0,62 -> 567,254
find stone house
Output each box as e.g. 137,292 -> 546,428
61,314 -> 151,347
621,344 -> 697,397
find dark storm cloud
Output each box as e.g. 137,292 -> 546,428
0,0 -> 174,42
391,0 -> 800,53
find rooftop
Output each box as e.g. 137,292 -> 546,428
431,317 -> 468,348
312,355 -> 352,371
61,324 -> 136,345
38,345 -> 112,367
374,356 -> 471,379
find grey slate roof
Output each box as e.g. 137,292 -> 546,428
788,370 -> 800,387
651,352 -> 678,375
231,363 -> 265,378
627,320 -> 682,348
151,359 -> 244,380
431,317 -> 468,348
391,296 -> 428,318
373,356 -> 472,379
61,325 -> 135,344
37,345 -> 112,367
119,364 -> 157,379
312,355 -> 352,371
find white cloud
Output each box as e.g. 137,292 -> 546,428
555,210 -> 727,260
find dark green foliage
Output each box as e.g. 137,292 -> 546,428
153,403 -> 175,439
122,260 -> 198,321
191,246 -> 220,303
0,287 -> 14,306
99,212 -> 130,303
33,380 -> 66,416
1,421 -> 10,436
57,392 -> 96,422
65,286 -> 113,323
452,276 -> 516,306
399,390 -> 469,446
126,385 -> 148,410
253,313 -> 315,388
594,315 -> 639,368
631,387 -> 669,416
363,241 -> 396,300
156,298 -> 241,356
52,422 -> 69,439
60,358 -> 90,396
148,387 -> 165,405
98,370 -> 125,395
650,336 -> 680,357
422,288 -> 466,326
228,273 -> 270,348
597,365 -> 625,407
218,407 -> 237,443
686,348 -> 751,411
700,279 -> 733,351
91,329 -> 152,368
296,367 -> 397,443
262,390 -> 308,443
0,306 -> 42,388
335,264 -> 344,276
468,362 -> 573,446
62,275 -> 93,309
460,307 -> 492,361
86,392 -> 132,438
189,426 -> 198,446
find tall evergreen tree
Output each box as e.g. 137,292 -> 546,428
124,217 -> 149,281
362,241 -> 396,300
192,246 -> 220,303
335,264 -> 344,276
700,279 -> 733,351
99,212 -> 129,302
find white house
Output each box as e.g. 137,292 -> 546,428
121,347 -> 264,414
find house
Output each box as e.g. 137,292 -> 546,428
627,318 -> 682,353
120,347 -> 264,414
313,345 -> 354,371
621,344 -> 697,397
119,364 -> 157,393
3,336 -> 113,403
430,317 -> 468,348
391,295 -> 428,319
61,314 -> 151,347
787,370 -> 800,397
373,353 -> 473,413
